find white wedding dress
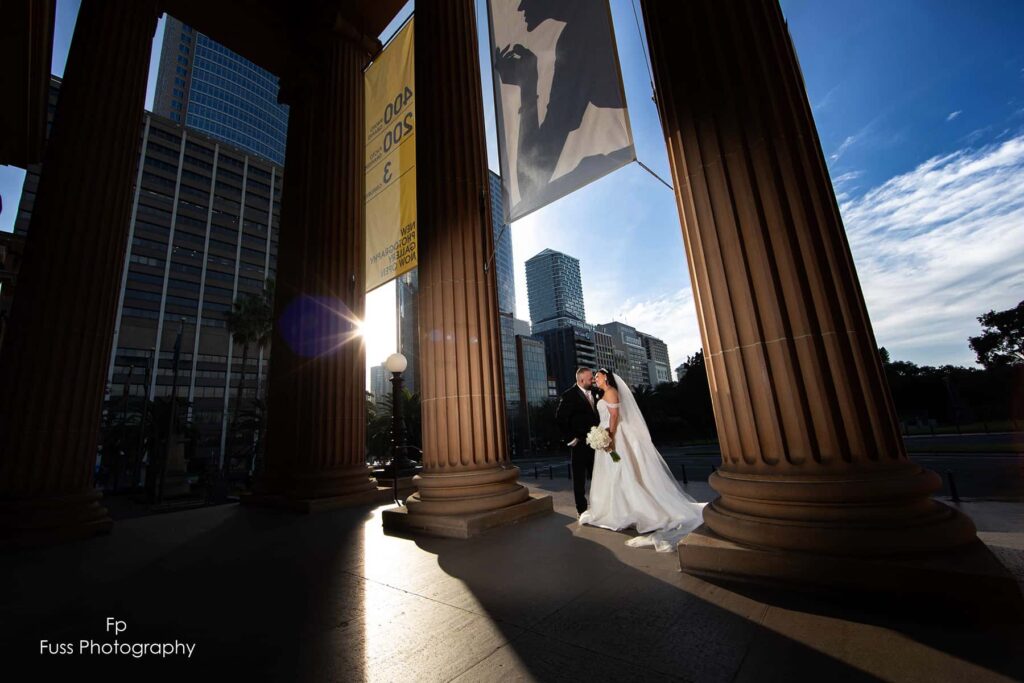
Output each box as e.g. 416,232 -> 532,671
578,373 -> 706,552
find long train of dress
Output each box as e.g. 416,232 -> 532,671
579,399 -> 705,552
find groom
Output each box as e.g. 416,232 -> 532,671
555,367 -> 602,516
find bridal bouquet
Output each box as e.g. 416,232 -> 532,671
586,426 -> 621,462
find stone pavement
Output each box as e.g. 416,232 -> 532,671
1,476 -> 1022,682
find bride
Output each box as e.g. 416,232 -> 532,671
578,369 -> 706,552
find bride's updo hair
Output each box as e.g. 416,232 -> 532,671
596,368 -> 618,390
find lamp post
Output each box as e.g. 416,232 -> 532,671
384,352 -> 419,502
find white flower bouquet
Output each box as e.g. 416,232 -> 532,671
586,426 -> 621,462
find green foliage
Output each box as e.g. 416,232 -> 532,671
969,300 -> 1024,369
366,388 -> 422,462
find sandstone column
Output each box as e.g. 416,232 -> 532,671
641,0 -> 985,585
382,0 -> 551,537
244,17 -> 385,513
0,0 -> 158,547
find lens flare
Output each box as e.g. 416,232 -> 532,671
277,294 -> 364,358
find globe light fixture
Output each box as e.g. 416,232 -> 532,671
385,352 -> 408,374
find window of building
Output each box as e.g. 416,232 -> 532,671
175,66 -> 187,77
177,55 -> 187,65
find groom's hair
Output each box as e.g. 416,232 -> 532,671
575,367 -> 592,379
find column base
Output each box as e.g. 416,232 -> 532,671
239,485 -> 395,514
678,524 -> 1024,620
382,492 -> 553,539
0,490 -> 113,549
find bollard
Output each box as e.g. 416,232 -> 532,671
946,471 -> 960,502
534,465 -> 538,479
567,463 -> 572,480
548,465 -> 553,480
680,463 -> 688,484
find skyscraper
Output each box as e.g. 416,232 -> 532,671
595,321 -> 648,389
370,364 -> 392,407
153,16 -> 289,164
638,332 -> 672,386
15,77 -> 283,468
395,269 -> 418,395
525,249 -> 589,334
594,329 -> 616,374
489,170 -> 516,316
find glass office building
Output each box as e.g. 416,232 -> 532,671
154,16 -> 289,165
525,249 -> 588,334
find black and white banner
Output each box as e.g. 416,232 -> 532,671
487,0 -> 636,222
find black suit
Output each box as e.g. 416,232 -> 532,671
555,384 -> 602,514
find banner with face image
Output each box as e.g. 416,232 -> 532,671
487,0 -> 636,223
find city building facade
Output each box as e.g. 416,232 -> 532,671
525,248 -> 588,334
639,332 -> 672,386
370,363 -> 392,407
595,321 -> 648,388
535,325 -> 597,393
594,328 -> 616,374
153,16 -> 289,164
15,77 -> 282,467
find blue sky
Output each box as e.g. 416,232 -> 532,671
2,0 -> 1022,371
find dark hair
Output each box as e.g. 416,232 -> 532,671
596,368 -> 618,389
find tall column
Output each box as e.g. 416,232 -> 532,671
382,0 -> 551,538
0,0 -> 158,547
641,0 -> 990,587
244,18 -> 385,513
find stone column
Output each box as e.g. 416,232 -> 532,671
244,18 -> 385,513
0,0 -> 158,547
641,0 -> 989,587
382,0 -> 551,538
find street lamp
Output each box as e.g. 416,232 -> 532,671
384,352 -> 419,490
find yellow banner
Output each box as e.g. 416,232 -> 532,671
365,18 -> 417,292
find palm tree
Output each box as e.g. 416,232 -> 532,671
224,278 -> 274,475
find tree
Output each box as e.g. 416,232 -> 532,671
969,300 -> 1023,369
224,278 -> 275,474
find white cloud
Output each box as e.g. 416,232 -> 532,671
589,288 -> 703,371
946,110 -> 962,122
829,135 -> 858,162
839,134 -> 1024,365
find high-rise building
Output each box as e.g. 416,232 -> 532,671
370,363 -> 392,406
15,77 -> 283,466
595,321 -> 648,389
395,269 -> 418,394
513,317 -> 531,338
639,332 -> 672,386
153,16 -> 289,165
515,334 -> 549,452
525,249 -> 588,334
594,329 -> 616,374
489,170 -> 516,316
499,313 -> 521,446
535,325 -> 597,393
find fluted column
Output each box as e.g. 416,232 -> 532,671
0,0 -> 158,546
246,19 -> 383,512
641,0 -> 976,561
383,0 -> 550,535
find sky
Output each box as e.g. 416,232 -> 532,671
2,0 -> 1023,375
